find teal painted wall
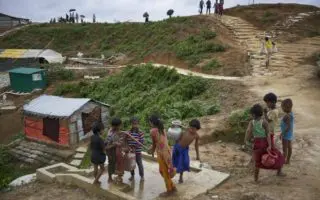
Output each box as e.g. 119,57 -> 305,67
9,71 -> 47,92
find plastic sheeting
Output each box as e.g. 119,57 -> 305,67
0,49 -> 65,63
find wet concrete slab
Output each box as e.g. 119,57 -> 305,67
37,155 -> 229,200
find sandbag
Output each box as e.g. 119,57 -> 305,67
124,152 -> 136,172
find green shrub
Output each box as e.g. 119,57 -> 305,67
227,108 -> 251,143
0,146 -> 34,189
202,59 -> 222,72
174,34 -> 225,65
201,30 -> 217,40
45,64 -> 75,82
54,64 -> 221,145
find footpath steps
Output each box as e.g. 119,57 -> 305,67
69,146 -> 87,167
219,15 -> 320,77
9,140 -> 74,166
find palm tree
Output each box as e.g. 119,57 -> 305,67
143,12 -> 149,23
167,9 -> 174,18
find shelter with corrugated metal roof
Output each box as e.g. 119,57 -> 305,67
23,95 -> 110,147
8,67 -> 47,92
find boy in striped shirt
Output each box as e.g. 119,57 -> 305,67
126,117 -> 145,181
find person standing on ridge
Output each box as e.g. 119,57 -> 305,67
206,0 -> 212,14
199,0 -> 204,14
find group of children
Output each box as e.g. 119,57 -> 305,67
244,93 -> 294,182
90,92 -> 294,195
199,0 -> 224,16
90,115 -> 201,197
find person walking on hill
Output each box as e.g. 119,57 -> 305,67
214,0 -> 219,15
206,0 -> 212,14
219,0 -> 224,16
199,0 -> 204,14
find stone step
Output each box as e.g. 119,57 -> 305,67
19,141 -> 74,159
10,148 -> 51,165
14,145 -> 61,161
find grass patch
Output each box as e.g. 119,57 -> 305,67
174,32 -> 225,66
212,108 -> 251,144
202,59 -> 222,72
44,64 -> 75,83
79,148 -> 91,169
54,64 -> 221,146
261,11 -> 279,24
0,17 -> 225,65
0,146 -> 35,190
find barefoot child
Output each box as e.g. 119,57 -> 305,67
245,104 -> 284,182
127,117 -> 145,181
105,118 -> 126,183
148,115 -> 177,197
263,93 -> 279,147
90,122 -> 106,185
281,99 -> 294,164
172,119 -> 200,183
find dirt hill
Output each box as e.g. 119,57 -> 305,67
225,3 -> 320,40
0,16 -> 247,76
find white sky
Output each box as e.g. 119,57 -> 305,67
0,0 -> 319,22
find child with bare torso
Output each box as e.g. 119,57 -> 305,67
173,119 -> 201,183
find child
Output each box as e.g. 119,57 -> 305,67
90,122 -> 106,185
148,115 -> 177,197
126,117 -> 145,181
172,119 -> 200,183
105,118 -> 126,183
244,104 -> 284,182
263,92 -> 279,147
265,36 -> 273,67
167,120 -> 183,147
281,99 -> 294,164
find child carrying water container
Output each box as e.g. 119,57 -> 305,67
148,115 -> 177,197
172,119 -> 200,183
244,104 -> 285,182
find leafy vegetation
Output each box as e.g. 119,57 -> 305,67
0,146 -> 34,189
261,11 -> 278,23
44,64 -> 75,82
227,108 -> 251,143
174,31 -> 225,66
212,108 -> 251,144
54,64 -> 220,145
202,59 -> 222,72
0,16 -> 224,66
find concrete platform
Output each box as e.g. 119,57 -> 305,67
37,154 -> 229,200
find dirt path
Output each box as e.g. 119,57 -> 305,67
192,15 -> 320,200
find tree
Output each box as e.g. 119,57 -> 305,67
167,9 -> 174,18
143,12 -> 149,23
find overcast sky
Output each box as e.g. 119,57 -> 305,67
0,0 -> 319,22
